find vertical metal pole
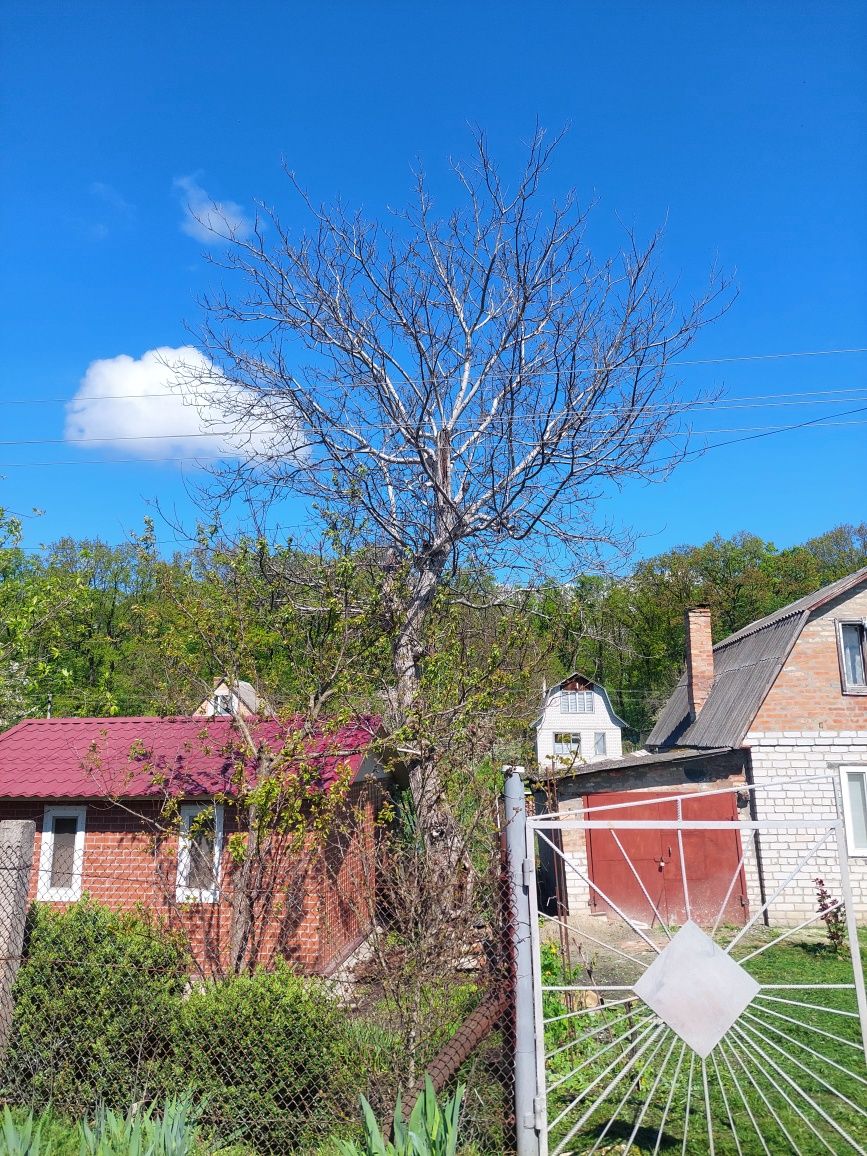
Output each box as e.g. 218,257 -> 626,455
504,766 -> 542,1156
835,816 -> 867,1060
0,819 -> 35,1057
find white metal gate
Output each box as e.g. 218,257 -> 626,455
524,776 -> 867,1155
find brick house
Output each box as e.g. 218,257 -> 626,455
536,566 -> 867,925
0,714 -> 385,976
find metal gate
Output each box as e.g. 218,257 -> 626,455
516,774 -> 867,1155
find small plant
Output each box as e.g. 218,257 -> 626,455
79,1098 -> 200,1155
814,877 -> 846,952
334,1076 -> 465,1156
1,1105 -> 49,1156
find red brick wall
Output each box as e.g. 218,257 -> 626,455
0,780 -> 381,977
751,586 -> 867,732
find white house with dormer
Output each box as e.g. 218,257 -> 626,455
194,677 -> 271,719
533,673 -> 626,771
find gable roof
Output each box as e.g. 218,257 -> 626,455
0,715 -> 380,800
533,672 -> 628,730
647,565 -> 867,750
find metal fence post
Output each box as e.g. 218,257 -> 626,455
0,819 -> 35,1056
504,766 -> 542,1156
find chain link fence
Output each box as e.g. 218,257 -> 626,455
0,798 -> 517,1154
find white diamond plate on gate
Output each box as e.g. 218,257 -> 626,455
633,920 -> 760,1058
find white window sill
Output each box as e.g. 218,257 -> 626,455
176,888 -> 220,904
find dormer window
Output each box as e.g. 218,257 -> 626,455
837,621 -> 867,694
561,690 -> 593,713
212,693 -> 232,715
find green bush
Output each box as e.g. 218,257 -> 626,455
2,899 -> 189,1114
177,961 -> 363,1152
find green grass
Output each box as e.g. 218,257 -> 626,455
543,930 -> 867,1154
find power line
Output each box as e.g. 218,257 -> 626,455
4,388 -> 867,446
2,345 -> 867,406
0,411 -> 864,471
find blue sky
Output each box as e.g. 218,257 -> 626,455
1,2 -> 865,561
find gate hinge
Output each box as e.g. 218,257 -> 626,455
522,857 -> 534,887
534,1094 -> 546,1131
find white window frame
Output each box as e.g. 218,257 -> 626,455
836,619 -> 867,695
37,805 -> 86,901
177,802 -> 224,903
594,731 -> 607,757
553,732 -> 582,758
840,765 -> 867,856
561,690 -> 593,714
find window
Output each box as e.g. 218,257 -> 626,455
553,733 -> 581,758
594,732 -> 607,757
841,766 -> 867,855
37,806 -> 86,901
837,621 -> 867,693
212,693 -> 232,715
177,803 -> 224,903
561,690 -> 593,714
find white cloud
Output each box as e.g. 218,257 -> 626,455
173,175 -> 253,243
64,347 -> 292,463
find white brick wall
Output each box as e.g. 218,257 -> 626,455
557,799 -> 594,915
745,730 -> 867,922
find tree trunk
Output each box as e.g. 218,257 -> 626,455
229,803 -> 260,974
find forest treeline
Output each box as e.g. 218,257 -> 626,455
1,509 -> 865,743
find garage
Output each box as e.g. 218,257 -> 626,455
584,788 -> 749,926
534,746 -> 755,928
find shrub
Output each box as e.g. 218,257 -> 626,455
2,899 -> 189,1113
176,961 -> 363,1152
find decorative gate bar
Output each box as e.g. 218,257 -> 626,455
524,776 -> 867,1155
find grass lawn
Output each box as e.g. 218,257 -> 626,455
544,929 -> 867,1154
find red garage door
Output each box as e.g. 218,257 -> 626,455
584,790 -> 748,927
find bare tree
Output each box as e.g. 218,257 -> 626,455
185,127 -> 729,845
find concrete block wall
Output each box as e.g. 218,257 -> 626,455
746,731 -> 867,921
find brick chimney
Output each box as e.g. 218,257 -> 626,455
685,606 -> 714,720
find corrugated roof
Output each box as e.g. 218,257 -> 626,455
647,565 -> 867,750
0,715 -> 379,800
533,745 -> 734,782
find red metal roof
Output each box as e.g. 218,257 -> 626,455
0,715 -> 380,800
